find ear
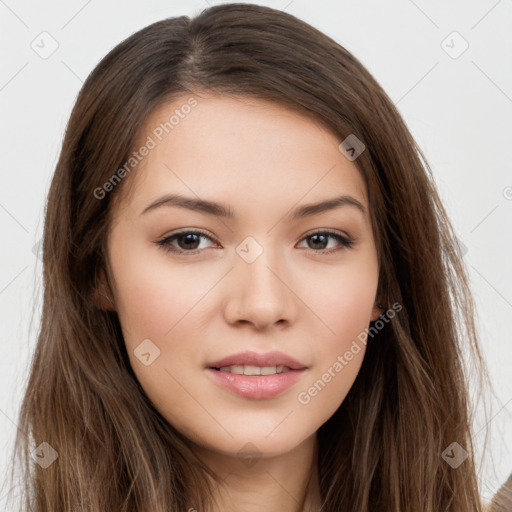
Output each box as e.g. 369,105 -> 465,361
370,301 -> 382,322
93,268 -> 115,311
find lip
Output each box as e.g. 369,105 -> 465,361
207,350 -> 307,370
206,368 -> 306,399
205,350 -> 308,400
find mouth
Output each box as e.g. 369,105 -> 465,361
210,364 -> 295,375
205,351 -> 308,399
207,350 -> 307,372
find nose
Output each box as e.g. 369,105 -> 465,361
223,246 -> 298,331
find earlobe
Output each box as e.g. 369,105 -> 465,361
94,268 -> 115,311
370,301 -> 383,322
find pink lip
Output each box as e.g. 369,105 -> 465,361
206,368 -> 306,399
205,350 -> 308,400
207,350 -> 307,370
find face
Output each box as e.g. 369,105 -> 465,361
104,93 -> 380,462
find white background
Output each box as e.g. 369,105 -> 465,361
1,0 -> 511,507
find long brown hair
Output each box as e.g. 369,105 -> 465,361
6,3 -> 493,510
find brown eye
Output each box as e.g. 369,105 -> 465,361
156,230 -> 217,254
174,233 -> 202,250
307,233 -> 330,250
298,231 -> 355,253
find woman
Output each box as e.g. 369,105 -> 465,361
6,3 -> 505,511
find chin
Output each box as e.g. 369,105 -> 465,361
189,423 -> 315,461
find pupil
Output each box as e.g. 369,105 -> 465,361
180,233 -> 200,250
310,234 -> 327,250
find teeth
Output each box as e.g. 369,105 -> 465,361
216,365 -> 291,375
260,366 -> 276,375
244,365 -> 261,375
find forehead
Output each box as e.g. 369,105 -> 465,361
112,94 -> 368,220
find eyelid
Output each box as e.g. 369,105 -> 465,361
167,227 -> 217,241
301,227 -> 351,240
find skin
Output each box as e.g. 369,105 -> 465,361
102,93 -> 381,511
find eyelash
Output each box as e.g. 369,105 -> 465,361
155,229 -> 355,255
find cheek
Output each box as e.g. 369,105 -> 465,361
110,244 -> 216,341
108,247 -> 214,436
108,246 -> 217,402
294,288 -> 371,425
295,257 -> 377,409
303,257 -> 378,345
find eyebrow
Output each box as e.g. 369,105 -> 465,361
140,193 -> 366,220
